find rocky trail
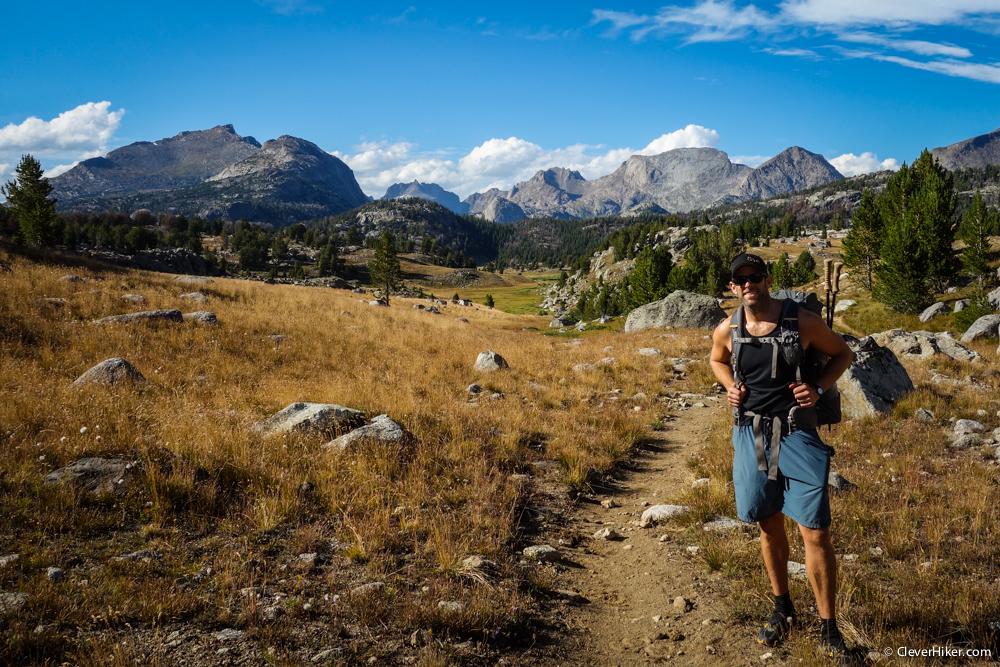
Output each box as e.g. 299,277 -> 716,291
521,403 -> 767,667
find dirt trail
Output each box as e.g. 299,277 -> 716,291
530,403 -> 764,666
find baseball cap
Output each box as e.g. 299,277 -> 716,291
730,252 -> 768,278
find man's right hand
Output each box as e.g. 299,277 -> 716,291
727,382 -> 748,408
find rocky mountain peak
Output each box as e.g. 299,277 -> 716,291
931,127 -> 1000,170
381,181 -> 469,214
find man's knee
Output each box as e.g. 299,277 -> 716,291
799,524 -> 832,549
758,512 -> 786,535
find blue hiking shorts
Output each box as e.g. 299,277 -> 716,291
732,425 -> 833,529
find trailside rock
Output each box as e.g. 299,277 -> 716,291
182,311 -> 218,325
325,414 -> 410,452
961,315 -> 1000,343
873,329 -> 982,363
474,350 -> 509,372
93,309 -> 183,325
43,458 -> 133,493
838,335 -> 914,418
72,358 -> 146,388
523,545 -> 561,562
639,504 -> 690,528
624,291 -> 727,332
252,402 -> 365,439
918,302 -> 949,322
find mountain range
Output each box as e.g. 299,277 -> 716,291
48,123 -> 1000,226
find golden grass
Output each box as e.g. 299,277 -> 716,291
0,247 -> 701,665
678,341 -> 1000,662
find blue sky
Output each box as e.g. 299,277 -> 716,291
3,0 -> 1000,199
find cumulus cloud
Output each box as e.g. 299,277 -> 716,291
0,102 -> 125,180
335,125 -> 721,199
591,1 -> 1000,84
829,151 -> 900,176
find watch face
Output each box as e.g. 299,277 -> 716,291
817,386 -> 824,395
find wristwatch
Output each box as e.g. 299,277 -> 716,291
815,384 -> 824,396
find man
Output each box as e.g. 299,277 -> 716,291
710,253 -> 855,663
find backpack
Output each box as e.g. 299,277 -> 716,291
730,291 -> 842,428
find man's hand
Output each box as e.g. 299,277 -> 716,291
728,382 -> 748,408
790,382 -> 819,407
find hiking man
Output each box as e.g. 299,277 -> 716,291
710,253 -> 855,663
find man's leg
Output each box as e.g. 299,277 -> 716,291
799,524 -> 836,619
759,512 -> 790,595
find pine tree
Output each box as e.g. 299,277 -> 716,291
627,246 -> 673,309
770,253 -> 793,289
368,231 -> 402,305
841,189 -> 883,290
960,190 -> 997,287
2,155 -> 56,247
484,294 -> 495,308
791,251 -> 816,285
317,240 -> 342,277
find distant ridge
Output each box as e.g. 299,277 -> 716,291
930,127 -> 1000,170
382,181 -> 469,214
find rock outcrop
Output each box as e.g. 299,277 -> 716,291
72,358 -> 146,388
252,402 -> 365,440
930,126 -> 1000,170
872,329 -> 982,363
44,458 -> 134,493
624,291 -> 727,332
838,335 -> 914,418
182,311 -> 218,325
93,309 -> 183,325
960,315 -> 1000,343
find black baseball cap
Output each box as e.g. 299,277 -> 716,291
730,253 -> 767,278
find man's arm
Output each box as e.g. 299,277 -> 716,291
710,317 -> 747,408
790,308 -> 854,407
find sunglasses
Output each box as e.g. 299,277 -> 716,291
732,272 -> 767,287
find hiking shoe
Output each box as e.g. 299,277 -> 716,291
757,610 -> 794,646
821,636 -> 856,666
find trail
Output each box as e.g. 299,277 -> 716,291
525,403 -> 765,667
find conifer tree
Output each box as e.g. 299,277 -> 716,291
960,190 -> 997,287
627,246 -> 673,309
841,189 -> 883,290
873,206 -> 932,313
368,231 -> 402,305
770,253 -> 793,289
2,155 -> 56,247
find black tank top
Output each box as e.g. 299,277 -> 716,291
737,313 -> 799,417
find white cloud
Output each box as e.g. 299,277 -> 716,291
0,102 -> 125,180
829,152 -> 900,176
591,1 -> 1000,84
335,125 -> 722,199
731,154 -> 771,167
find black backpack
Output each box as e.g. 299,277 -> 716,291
730,291 -> 842,427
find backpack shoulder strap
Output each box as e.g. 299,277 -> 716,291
778,298 -> 805,383
730,306 -> 744,383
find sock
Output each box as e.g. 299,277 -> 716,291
821,617 -> 844,646
774,592 -> 795,619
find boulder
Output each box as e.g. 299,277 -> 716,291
953,299 -> 970,313
121,294 -> 147,304
182,311 -> 218,325
838,335 -> 914,418
368,300 -> 388,307
93,309 -> 183,325
702,517 -> 751,533
43,458 -> 133,493
961,315 -> 1000,343
915,408 -> 934,422
872,329 -> 982,363
573,363 -> 596,372
593,527 -> 621,540
954,419 -> 985,434
637,348 -> 661,356
624,291 -> 727,332
523,545 -> 561,562
827,472 -> 857,492
175,275 -> 214,284
988,286 -> 1000,310
834,299 -> 856,313
252,402 -> 365,439
474,350 -> 509,372
72,358 -> 146,388
325,414 -> 411,452
639,504 -> 689,528
179,292 -> 207,303
918,302 -> 950,322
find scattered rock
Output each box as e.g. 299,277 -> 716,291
828,472 -> 857,492
467,383 -> 483,395
593,527 -> 621,540
175,276 -> 214,284
955,419 -> 985,434
113,549 -> 162,563
624,291 -> 727,332
833,299 -> 856,313
954,299 -> 970,312
637,348 -> 661,356
44,458 -> 132,493
325,414 -> 410,452
988,286 -> 1000,310
554,589 -> 589,604
596,357 -> 618,367
179,292 -> 207,303
121,294 -> 147,304
960,315 -> 1000,343
252,402 -> 365,439
691,478 -> 710,489
46,567 -> 63,582
873,329 -> 982,363
951,434 -> 982,448
702,517 -> 751,533
918,302 -> 950,322
523,545 -> 561,562
38,297 -> 67,309
639,504 -> 689,528
573,363 -> 596,372
72,358 -> 146,388
601,499 -> 618,509
182,311 -> 218,325
673,596 -> 691,612
838,335 -> 914,418
93,309 -> 183,325
455,317 -> 469,323
213,629 -> 244,641
0,592 -> 28,614
438,601 -> 466,611
350,582 -> 385,596
915,408 -> 934,422
870,547 -> 884,557
0,554 -> 19,567
787,561 -> 808,580
59,275 -> 83,283
474,350 -> 509,372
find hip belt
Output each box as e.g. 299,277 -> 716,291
741,410 -> 784,482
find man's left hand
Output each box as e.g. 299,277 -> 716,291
790,382 -> 819,407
